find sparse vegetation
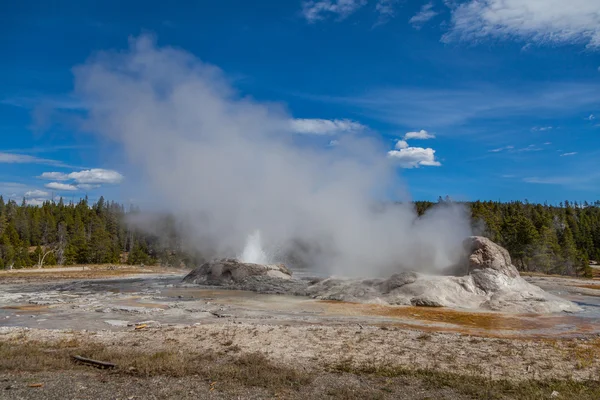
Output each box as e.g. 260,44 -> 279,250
0,340 -> 312,392
328,358 -> 600,400
2,339 -> 600,399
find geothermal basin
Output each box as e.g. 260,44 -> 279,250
1,268 -> 600,338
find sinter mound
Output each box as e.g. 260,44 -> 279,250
183,236 -> 581,313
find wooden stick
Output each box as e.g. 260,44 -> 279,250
72,355 -> 116,369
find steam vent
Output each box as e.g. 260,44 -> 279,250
183,236 -> 581,314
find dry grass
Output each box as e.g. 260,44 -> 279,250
0,265 -> 183,282
328,358 -> 600,400
2,338 -> 600,399
0,339 -> 312,393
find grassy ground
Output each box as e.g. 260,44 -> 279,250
0,265 -> 186,282
1,339 -> 599,399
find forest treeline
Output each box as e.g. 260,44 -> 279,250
418,199 -> 599,278
0,195 -> 598,277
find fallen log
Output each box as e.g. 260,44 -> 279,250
72,355 -> 116,369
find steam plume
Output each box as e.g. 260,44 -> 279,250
73,35 -> 471,276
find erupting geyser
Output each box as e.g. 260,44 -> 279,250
184,236 -> 582,314
239,230 -> 270,264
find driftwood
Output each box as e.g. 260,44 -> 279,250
72,355 -> 116,369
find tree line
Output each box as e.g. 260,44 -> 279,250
0,195 -> 598,277
417,199 -> 599,278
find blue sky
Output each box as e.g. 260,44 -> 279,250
1,0 -> 599,205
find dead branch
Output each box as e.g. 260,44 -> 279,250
72,355 -> 116,369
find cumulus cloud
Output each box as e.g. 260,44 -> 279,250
409,2 -> 438,28
69,34 -> 469,276
395,139 -> 409,149
45,182 -> 78,191
302,0 -> 367,23
443,0 -> 600,49
39,172 -> 69,181
69,169 -> 124,184
26,198 -> 48,206
404,129 -> 435,140
24,189 -> 49,198
40,169 -> 124,184
387,146 -> 441,168
77,183 -> 101,190
290,118 -> 367,135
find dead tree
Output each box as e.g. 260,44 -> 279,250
37,248 -> 55,269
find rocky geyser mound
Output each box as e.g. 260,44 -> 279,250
183,258 -> 310,294
183,237 -> 581,313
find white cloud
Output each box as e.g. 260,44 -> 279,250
404,129 -> 435,140
45,182 -> 78,191
328,140 -> 340,147
532,126 -> 553,131
395,140 -> 409,149
0,152 -> 69,167
586,114 -> 596,120
387,146 -> 441,168
376,0 -> 397,16
26,198 -> 47,206
443,0 -> 600,49
489,145 -> 514,153
560,152 -> 578,156
544,142 -> 552,145
409,2 -> 438,28
39,172 -> 69,181
290,118 -> 366,135
77,184 -> 101,190
517,144 -> 542,152
0,153 -> 42,163
24,190 -> 49,198
68,169 -> 124,184
375,0 -> 400,24
39,169 -> 124,184
301,0 -> 367,23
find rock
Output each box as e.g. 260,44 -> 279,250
410,296 -> 445,307
104,319 -> 129,327
379,272 -> 418,294
183,259 -> 292,285
464,236 -> 519,278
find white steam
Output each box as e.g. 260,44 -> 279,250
73,35 -> 471,276
239,230 -> 270,265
